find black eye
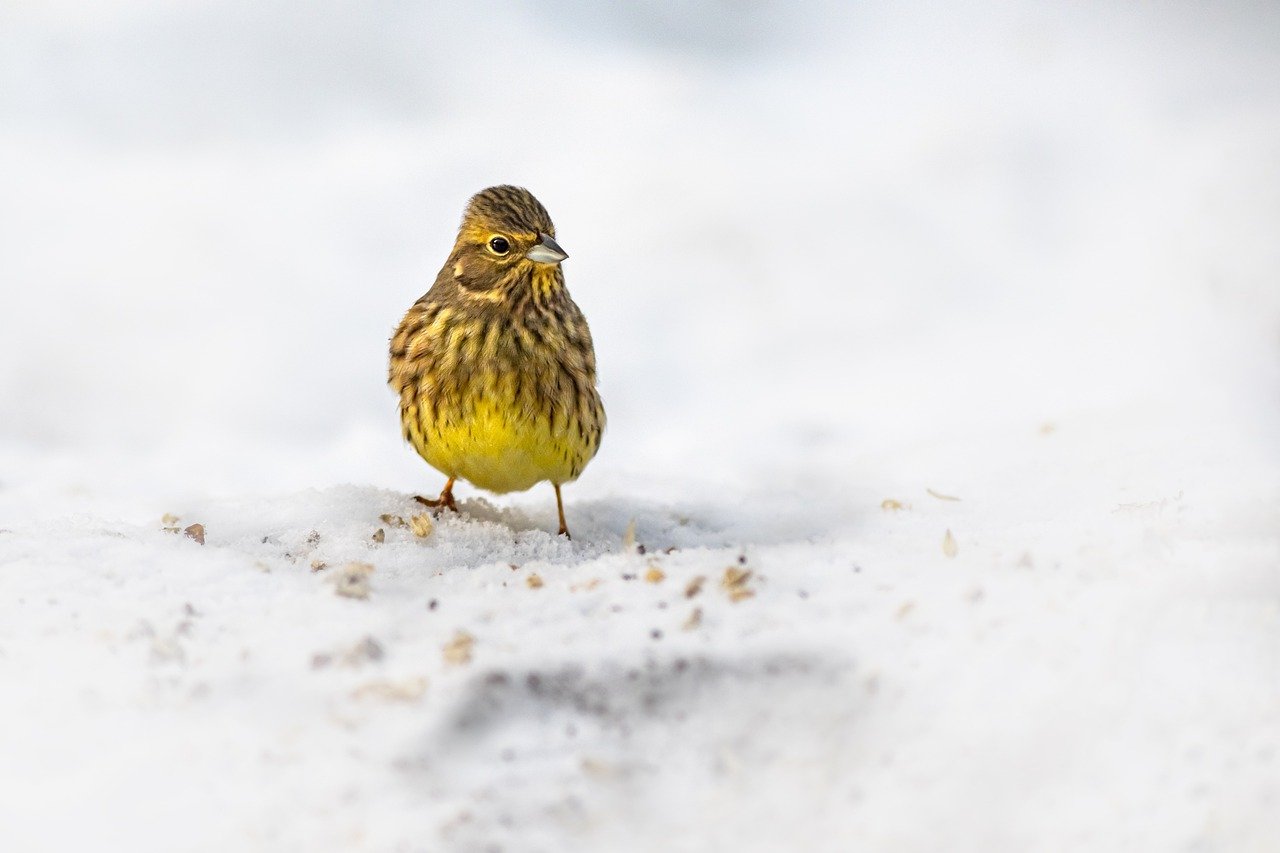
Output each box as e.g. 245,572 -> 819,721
488,236 -> 510,255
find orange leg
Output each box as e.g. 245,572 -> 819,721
554,483 -> 570,539
414,476 -> 458,513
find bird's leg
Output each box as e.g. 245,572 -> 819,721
414,477 -> 458,513
554,483 -> 571,539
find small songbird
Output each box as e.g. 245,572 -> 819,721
388,186 -> 605,538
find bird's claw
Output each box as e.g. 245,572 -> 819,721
414,492 -> 458,513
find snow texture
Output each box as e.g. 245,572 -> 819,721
1,2 -> 1278,851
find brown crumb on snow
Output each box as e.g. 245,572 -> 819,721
526,573 -> 544,589
183,523 -> 205,545
371,528 -> 385,544
682,607 -> 703,631
312,636 -> 385,669
443,630 -> 474,665
685,576 -> 706,599
334,562 -> 375,599
644,566 -> 666,584
581,757 -> 613,778
310,559 -> 327,573
721,567 -> 755,602
881,499 -> 906,511
338,636 -> 384,667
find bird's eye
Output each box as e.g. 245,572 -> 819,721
488,236 -> 510,255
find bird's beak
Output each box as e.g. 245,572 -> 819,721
525,234 -> 568,264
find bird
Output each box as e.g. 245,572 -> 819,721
388,186 -> 605,538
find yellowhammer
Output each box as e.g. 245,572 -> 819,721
388,186 -> 605,538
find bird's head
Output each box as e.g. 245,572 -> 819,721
450,186 -> 567,294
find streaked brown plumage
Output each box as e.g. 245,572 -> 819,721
388,186 -> 604,537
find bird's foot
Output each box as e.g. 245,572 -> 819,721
414,478 -> 458,513
413,492 -> 458,513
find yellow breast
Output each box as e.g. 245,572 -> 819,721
410,394 -> 589,494
389,270 -> 605,495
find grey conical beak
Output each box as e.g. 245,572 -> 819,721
525,233 -> 568,264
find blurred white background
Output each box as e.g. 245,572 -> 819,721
2,0 -> 1276,515
2,4 -> 1279,850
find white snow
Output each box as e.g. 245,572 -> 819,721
1,2 -> 1278,851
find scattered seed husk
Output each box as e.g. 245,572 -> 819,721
443,630 -> 474,665
881,499 -> 906,511
644,566 -> 665,584
371,528 -> 385,544
622,519 -> 637,552
305,530 -> 321,546
581,757 -> 612,777
721,567 -> 755,602
410,514 -> 434,538
161,513 -> 180,525
310,559 -> 327,573
942,529 -> 958,558
183,523 -> 205,545
896,601 -> 915,620
350,677 -> 428,703
379,514 -> 408,528
682,607 -> 703,631
685,576 -> 706,599
526,573 -> 544,589
570,578 -> 601,592
927,488 -> 961,502
339,635 -> 384,666
334,562 -> 375,599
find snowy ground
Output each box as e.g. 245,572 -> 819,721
2,2 -> 1279,851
